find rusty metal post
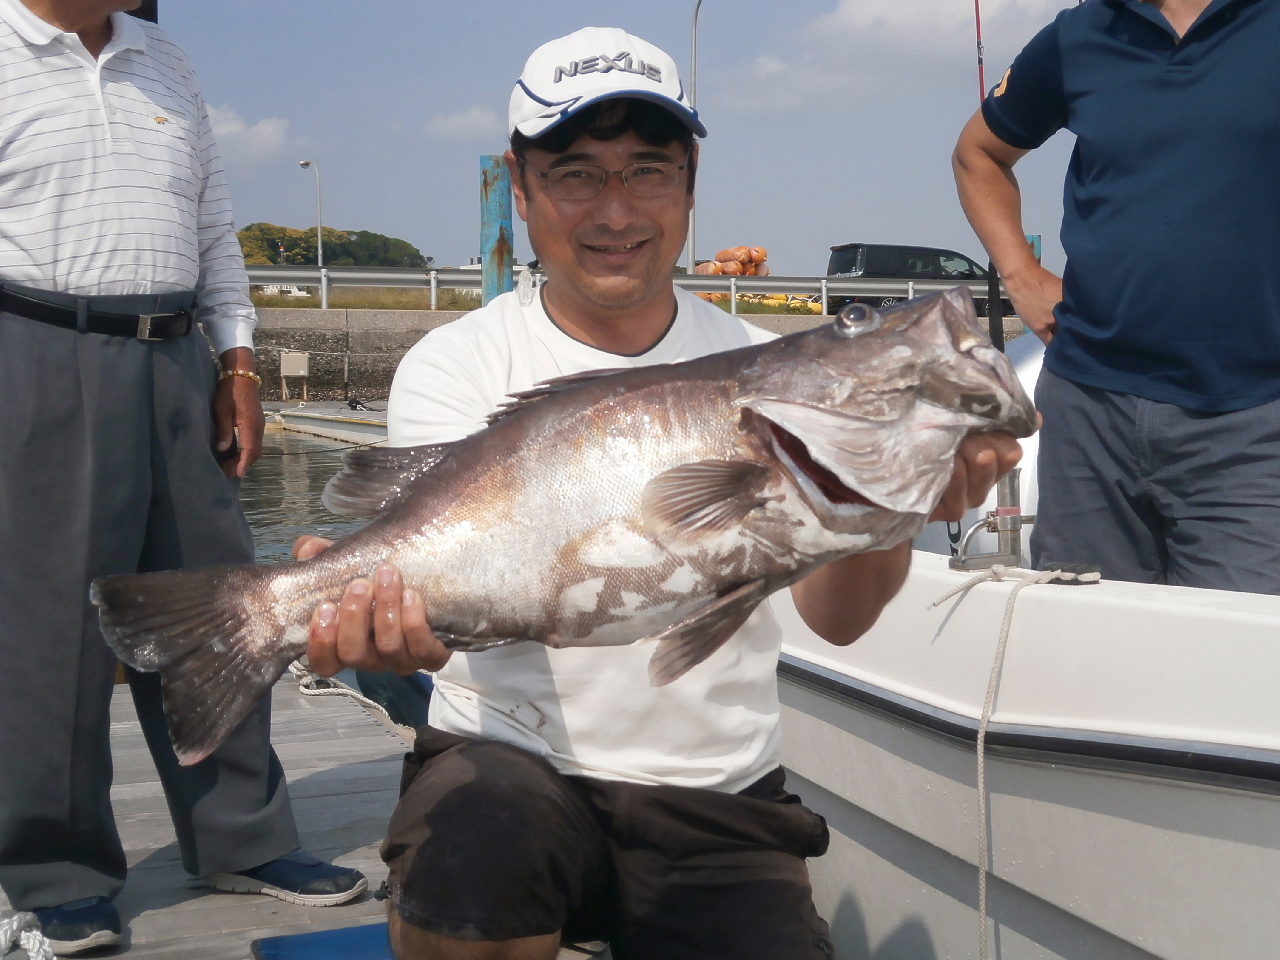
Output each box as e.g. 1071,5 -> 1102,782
480,156 -> 513,306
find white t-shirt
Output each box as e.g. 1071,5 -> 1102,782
388,286 -> 783,793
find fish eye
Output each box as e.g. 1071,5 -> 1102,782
834,303 -> 883,338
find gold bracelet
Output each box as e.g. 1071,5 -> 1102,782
219,369 -> 262,386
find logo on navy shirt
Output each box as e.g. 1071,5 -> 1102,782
554,52 -> 662,84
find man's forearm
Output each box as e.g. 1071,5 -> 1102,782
789,541 -> 911,647
952,112 -> 1040,281
219,346 -> 255,373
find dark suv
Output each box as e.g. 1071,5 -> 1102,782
826,243 -> 1012,315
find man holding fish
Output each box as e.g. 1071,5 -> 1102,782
279,29 -> 1030,960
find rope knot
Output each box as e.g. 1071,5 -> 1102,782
0,912 -> 54,960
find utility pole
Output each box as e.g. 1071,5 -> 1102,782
298,160 -> 327,309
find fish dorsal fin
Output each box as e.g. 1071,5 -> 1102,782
646,579 -> 771,685
322,443 -> 453,516
641,459 -> 773,545
749,398 -> 988,516
486,368 -> 631,426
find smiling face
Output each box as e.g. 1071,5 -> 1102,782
509,131 -> 695,315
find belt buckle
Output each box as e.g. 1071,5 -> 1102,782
136,314 -> 163,340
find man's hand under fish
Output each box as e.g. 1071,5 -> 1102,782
295,430 -> 1025,678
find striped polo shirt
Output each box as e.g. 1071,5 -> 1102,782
0,0 -> 254,354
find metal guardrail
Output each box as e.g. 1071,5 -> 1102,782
248,265 -> 483,291
246,265 -> 1008,313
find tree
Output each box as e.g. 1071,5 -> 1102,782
334,231 -> 429,268
237,223 -> 430,268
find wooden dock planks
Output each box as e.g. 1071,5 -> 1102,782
1,677 -> 608,959
2,677 -> 402,959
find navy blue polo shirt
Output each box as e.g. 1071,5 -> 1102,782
983,0 -> 1280,412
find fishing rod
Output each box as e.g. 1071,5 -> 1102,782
974,0 -> 986,102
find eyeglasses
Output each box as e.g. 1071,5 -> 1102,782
521,157 -> 689,200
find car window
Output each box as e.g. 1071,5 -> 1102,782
828,246 -> 861,275
864,246 -> 899,276
939,254 -> 975,280
903,251 -> 942,278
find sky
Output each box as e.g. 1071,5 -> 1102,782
161,0 -> 1079,276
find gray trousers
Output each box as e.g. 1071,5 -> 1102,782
1031,366 -> 1280,592
0,312 -> 299,911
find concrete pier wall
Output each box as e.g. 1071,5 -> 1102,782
252,308 -> 467,400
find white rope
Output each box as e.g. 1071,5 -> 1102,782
288,660 -> 394,724
0,912 -> 54,960
931,564 -> 1100,960
929,563 -> 1017,609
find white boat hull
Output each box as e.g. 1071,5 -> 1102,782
776,553 -> 1280,959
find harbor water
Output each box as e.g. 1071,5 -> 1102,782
241,430 -> 366,563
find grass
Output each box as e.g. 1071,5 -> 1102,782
251,287 -> 482,311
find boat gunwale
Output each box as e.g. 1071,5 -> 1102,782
779,652 -> 1280,795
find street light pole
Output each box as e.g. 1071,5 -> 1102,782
686,0 -> 705,274
298,160 -> 327,309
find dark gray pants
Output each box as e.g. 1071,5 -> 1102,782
1031,366 -> 1280,592
0,313 -> 299,911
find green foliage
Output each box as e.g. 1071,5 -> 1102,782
333,231 -> 428,268
238,223 -> 429,268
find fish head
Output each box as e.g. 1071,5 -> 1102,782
876,287 -> 1037,436
739,287 -> 1037,519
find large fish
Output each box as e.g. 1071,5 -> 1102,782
93,289 -> 1036,765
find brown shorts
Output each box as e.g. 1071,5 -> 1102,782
380,727 -> 834,960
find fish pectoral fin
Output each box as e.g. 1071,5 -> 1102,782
646,579 -> 771,686
322,442 -> 454,516
641,459 -> 774,545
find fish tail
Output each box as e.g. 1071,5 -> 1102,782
91,565 -> 300,766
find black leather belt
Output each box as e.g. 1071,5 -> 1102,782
0,283 -> 196,340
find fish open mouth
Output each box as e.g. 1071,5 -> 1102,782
768,423 -> 875,508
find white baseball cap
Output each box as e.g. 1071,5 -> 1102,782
509,27 -> 706,140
